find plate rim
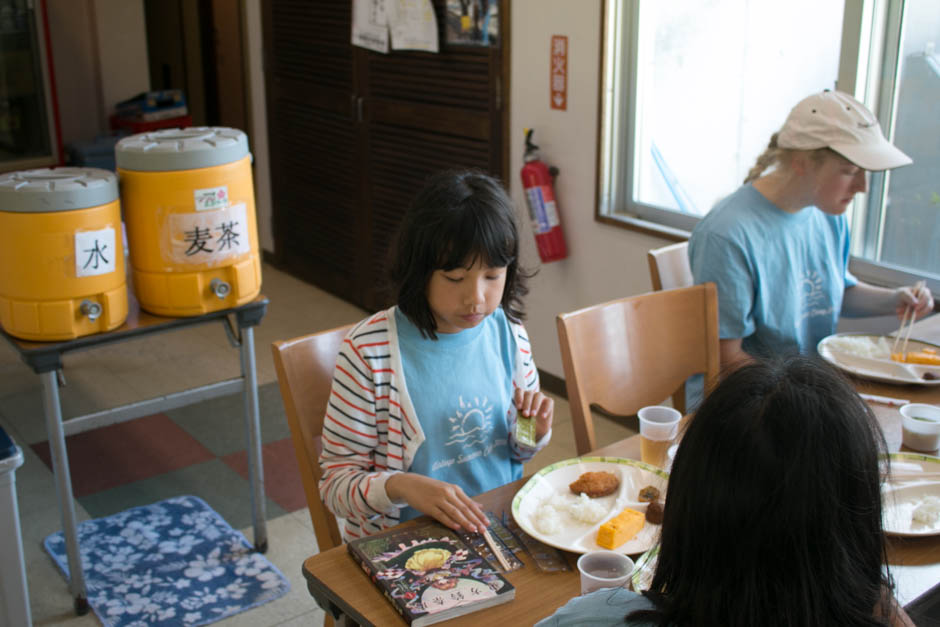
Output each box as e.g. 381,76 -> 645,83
511,456 -> 668,555
817,332 -> 940,386
886,451 -> 940,466
883,452 -> 940,537
630,543 -> 659,592
883,482 -> 940,537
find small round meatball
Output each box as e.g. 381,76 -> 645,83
645,501 -> 664,524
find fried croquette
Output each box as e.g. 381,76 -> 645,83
569,471 -> 620,498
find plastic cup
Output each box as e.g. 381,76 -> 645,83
638,406 -> 681,468
576,550 -> 635,595
899,403 -> 940,452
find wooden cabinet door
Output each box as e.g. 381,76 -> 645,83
263,1 -> 363,303
263,0 -> 507,310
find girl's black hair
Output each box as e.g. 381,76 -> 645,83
631,355 -> 893,627
389,169 -> 531,339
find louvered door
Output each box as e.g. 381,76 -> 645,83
263,0 -> 508,310
263,0 -> 362,301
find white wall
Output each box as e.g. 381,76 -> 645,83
46,0 -> 149,145
92,0 -> 149,117
509,0 -> 672,378
45,0 -> 105,143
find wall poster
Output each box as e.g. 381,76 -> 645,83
445,0 -> 499,46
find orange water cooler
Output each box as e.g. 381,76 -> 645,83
0,168 -> 127,341
116,127 -> 262,317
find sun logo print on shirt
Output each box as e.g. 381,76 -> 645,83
800,270 -> 834,320
444,396 -> 494,448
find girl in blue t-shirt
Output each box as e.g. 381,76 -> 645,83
319,169 -> 554,539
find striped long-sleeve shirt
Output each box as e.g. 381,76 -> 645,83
318,305 -> 548,539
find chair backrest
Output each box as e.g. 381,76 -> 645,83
647,241 -> 692,291
272,324 -> 354,554
556,283 -> 720,455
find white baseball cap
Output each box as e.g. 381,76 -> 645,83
777,90 -> 912,171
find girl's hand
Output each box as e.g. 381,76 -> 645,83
515,388 -> 554,440
895,283 -> 934,320
385,472 -> 490,533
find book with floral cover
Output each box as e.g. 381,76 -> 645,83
346,522 -> 515,626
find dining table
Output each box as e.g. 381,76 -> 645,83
302,313 -> 940,626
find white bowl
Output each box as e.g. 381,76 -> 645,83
899,403 -> 940,452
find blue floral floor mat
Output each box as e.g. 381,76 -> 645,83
43,495 -> 290,626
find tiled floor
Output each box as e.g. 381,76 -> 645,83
0,262 -> 638,627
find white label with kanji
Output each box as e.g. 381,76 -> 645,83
193,185 -> 230,211
167,203 -> 250,264
74,227 -> 117,277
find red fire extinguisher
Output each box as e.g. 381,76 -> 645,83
520,128 -> 567,262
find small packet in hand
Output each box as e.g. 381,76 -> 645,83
514,404 -> 537,447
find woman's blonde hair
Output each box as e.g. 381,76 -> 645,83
744,133 -> 831,184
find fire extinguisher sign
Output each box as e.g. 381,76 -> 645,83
550,35 -> 568,110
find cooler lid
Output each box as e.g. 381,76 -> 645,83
0,167 -> 119,213
115,126 -> 250,171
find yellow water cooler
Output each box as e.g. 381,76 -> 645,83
0,168 -> 127,341
116,127 -> 262,317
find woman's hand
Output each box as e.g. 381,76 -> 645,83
385,472 -> 490,533
895,283 -> 934,320
515,388 -> 554,440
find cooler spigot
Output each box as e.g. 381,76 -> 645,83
210,278 -> 231,300
80,299 -> 102,322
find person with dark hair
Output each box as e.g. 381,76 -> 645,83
689,90 -> 933,371
537,355 -> 914,627
318,169 -> 553,539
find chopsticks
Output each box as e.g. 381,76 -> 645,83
481,527 -> 512,570
859,392 -> 910,408
892,280 -> 926,360
891,308 -> 912,356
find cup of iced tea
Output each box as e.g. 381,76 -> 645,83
638,405 -> 681,468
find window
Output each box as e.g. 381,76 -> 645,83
599,0 -> 939,290
850,0 -> 940,288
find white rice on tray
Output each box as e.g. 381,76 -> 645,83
912,495 -> 940,526
534,492 -> 609,535
826,335 -> 893,360
569,493 -> 608,523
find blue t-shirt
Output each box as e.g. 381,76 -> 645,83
535,587 -> 657,626
395,307 -> 522,522
688,184 -> 857,359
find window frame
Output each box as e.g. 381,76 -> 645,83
597,0 -> 703,236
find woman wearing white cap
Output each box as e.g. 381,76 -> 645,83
689,90 -> 934,369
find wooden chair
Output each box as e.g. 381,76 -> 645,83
556,284 -> 720,455
271,324 -> 354,555
647,241 -> 698,410
647,241 -> 692,291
